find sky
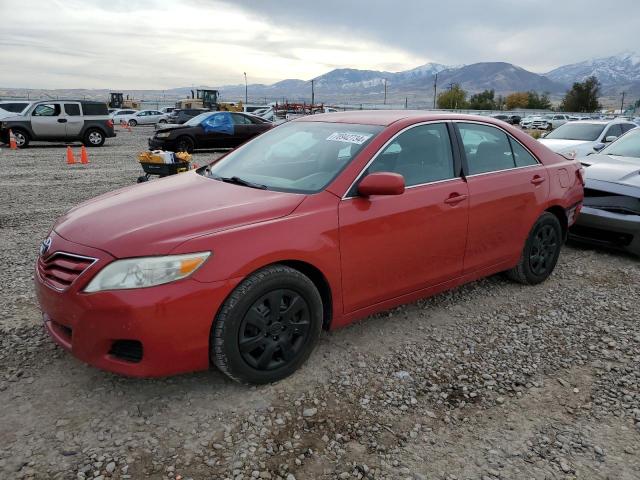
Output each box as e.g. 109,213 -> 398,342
1,0 -> 638,89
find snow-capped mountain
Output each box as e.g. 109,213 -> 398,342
545,52 -> 640,86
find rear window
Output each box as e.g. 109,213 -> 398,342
82,103 -> 109,116
64,104 -> 81,116
0,102 -> 29,113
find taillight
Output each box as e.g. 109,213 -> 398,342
106,119 -> 114,128
576,166 -> 585,186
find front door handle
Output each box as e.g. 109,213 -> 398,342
531,175 -> 546,185
57,118 -> 68,123
444,193 -> 468,205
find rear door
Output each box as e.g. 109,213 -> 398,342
31,103 -> 66,138
63,102 -> 83,137
454,121 -> 548,273
339,122 -> 469,313
230,113 -> 255,146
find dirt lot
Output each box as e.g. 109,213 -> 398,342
0,126 -> 639,480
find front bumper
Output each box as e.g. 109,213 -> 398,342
148,137 -> 176,151
35,232 -> 236,377
569,206 -> 640,256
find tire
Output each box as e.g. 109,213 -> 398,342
83,129 -> 105,147
175,135 -> 195,153
212,265 -> 323,384
12,129 -> 30,148
128,119 -> 137,127
506,212 -> 563,285
158,119 -> 167,124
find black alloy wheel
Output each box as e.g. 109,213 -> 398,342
211,265 -> 323,384
238,289 -> 311,371
506,212 -> 563,285
176,136 -> 195,153
528,224 -> 558,276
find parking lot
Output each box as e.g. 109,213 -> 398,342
1,127 -> 639,479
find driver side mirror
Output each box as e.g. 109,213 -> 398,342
358,172 -> 405,197
604,135 -> 617,143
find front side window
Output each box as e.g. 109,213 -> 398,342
33,104 -> 61,116
458,123 -> 515,174
604,124 -> 623,139
365,123 -> 455,187
207,121 -> 382,193
601,129 -> 640,159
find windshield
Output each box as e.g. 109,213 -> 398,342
207,121 -> 383,193
601,129 -> 640,159
545,123 -> 605,141
184,112 -> 215,126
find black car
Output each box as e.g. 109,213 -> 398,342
149,111 -> 273,153
167,108 -> 210,125
492,114 -> 521,125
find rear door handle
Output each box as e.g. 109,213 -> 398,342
531,175 -> 546,185
57,118 -> 67,123
444,193 -> 468,205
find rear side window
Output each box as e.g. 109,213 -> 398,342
367,123 -> 455,186
458,123 -> 515,174
33,104 -> 61,116
82,103 -> 108,116
64,104 -> 81,116
509,138 -> 538,167
231,113 -> 252,125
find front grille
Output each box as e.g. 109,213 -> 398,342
584,191 -> 640,216
109,340 -> 143,363
570,225 -> 633,247
38,252 -> 96,291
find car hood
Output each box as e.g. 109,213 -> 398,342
583,157 -> 640,190
155,124 -> 195,134
538,139 -> 590,152
54,171 -> 306,258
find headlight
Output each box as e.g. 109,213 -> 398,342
156,132 -> 171,138
84,252 -> 210,292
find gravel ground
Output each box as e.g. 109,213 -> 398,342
1,126 -> 639,479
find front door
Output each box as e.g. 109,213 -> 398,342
339,122 -> 469,313
454,122 -> 549,273
31,103 -> 67,138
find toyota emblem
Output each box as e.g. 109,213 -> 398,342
40,237 -> 52,256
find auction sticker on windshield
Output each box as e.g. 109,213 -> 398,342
326,132 -> 372,145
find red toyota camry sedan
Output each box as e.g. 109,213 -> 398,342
35,112 -> 584,384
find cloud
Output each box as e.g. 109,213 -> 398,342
0,0 -> 638,89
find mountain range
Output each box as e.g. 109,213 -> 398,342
2,53 -> 637,108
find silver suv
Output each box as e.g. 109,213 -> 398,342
0,100 -> 116,148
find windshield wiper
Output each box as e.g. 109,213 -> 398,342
211,174 -> 268,190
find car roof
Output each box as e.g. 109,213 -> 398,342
566,119 -> 634,125
295,110 -> 518,126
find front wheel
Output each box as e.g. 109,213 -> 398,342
212,265 -> 323,384
158,119 -> 167,124
506,212 -> 563,285
175,135 -> 195,153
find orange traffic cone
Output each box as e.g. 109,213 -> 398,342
9,129 -> 18,150
80,145 -> 89,164
66,146 -> 76,165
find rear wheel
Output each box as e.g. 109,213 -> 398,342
175,135 -> 195,153
83,129 -> 105,147
212,265 -> 323,384
128,119 -> 137,127
158,119 -> 167,124
506,212 -> 563,285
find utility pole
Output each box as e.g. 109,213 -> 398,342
244,72 -> 248,104
620,91 -> 625,115
383,78 -> 388,105
311,79 -> 315,107
405,97 -> 408,109
433,72 -> 438,109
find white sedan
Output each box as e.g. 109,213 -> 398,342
539,120 -> 637,157
119,109 -> 169,126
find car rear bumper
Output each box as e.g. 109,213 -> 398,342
569,206 -> 640,255
35,232 -> 235,377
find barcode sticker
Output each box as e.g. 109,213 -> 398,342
326,132 -> 372,145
